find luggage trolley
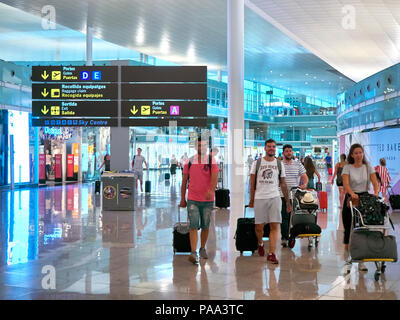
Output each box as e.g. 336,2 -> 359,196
288,187 -> 321,250
349,198 -> 395,281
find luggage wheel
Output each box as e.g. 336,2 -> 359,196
308,238 -> 313,248
315,238 -> 319,247
289,238 -> 295,249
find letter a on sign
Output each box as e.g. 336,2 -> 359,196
170,105 -> 179,115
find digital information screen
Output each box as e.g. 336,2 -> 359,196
32,65 -> 207,127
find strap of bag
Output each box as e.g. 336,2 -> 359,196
177,205 -> 187,224
254,157 -> 282,190
277,158 -> 282,182
254,158 -> 262,190
389,217 -> 395,231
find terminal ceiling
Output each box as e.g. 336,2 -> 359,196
5,0 -> 391,102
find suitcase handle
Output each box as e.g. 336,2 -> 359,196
178,205 -> 188,224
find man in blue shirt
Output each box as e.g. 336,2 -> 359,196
325,152 -> 332,174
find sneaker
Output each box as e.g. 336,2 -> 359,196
199,248 -> 208,259
188,253 -> 198,265
257,244 -> 265,257
267,253 -> 279,264
281,239 -> 288,247
358,262 -> 368,272
344,261 -> 352,274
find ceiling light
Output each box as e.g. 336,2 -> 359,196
160,35 -> 169,54
136,25 -> 145,44
187,45 -> 195,63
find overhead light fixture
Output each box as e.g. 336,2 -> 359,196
136,25 -> 145,44
187,45 -> 195,63
160,35 -> 170,54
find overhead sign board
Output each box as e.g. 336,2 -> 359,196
32,65 -> 207,128
32,101 -> 118,117
121,101 -> 206,117
121,66 -> 207,82
32,83 -> 118,100
32,66 -> 118,82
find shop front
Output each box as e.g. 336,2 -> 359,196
38,127 -> 79,184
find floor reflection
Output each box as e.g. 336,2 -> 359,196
0,169 -> 399,300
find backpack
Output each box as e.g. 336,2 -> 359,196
254,157 -> 282,190
336,166 -> 343,185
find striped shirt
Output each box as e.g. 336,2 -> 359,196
279,160 -> 306,197
374,165 -> 391,191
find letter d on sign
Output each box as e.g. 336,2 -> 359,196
41,265 -> 56,290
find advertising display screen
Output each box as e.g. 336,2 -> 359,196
55,154 -> 62,182
39,154 -> 46,182
8,111 -> 30,184
344,127 -> 400,194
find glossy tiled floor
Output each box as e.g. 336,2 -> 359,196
0,170 -> 399,300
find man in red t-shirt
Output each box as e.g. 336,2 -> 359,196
179,137 -> 218,264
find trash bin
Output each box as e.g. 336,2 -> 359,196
101,172 -> 135,211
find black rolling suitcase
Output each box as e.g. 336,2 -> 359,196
388,186 -> 400,210
145,169 -> 151,193
215,164 -> 230,208
215,189 -> 230,208
234,206 -> 258,254
95,180 -> 101,194
173,206 -> 191,254
165,173 -> 170,180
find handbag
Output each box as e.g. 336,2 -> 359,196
350,229 -> 398,261
388,186 -> 400,210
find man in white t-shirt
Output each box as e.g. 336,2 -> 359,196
248,139 -> 291,264
279,144 -> 308,247
132,148 -> 148,192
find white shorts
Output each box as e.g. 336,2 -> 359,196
134,170 -> 143,180
254,197 -> 282,224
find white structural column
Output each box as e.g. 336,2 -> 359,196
86,25 -> 93,66
227,0 -> 245,213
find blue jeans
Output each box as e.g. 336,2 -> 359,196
187,200 -> 213,230
307,178 -> 314,189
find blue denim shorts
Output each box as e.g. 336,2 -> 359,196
187,200 -> 213,230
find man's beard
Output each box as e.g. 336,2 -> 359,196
284,155 -> 292,161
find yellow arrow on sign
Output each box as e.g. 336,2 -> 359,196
41,88 -> 49,97
41,70 -> 49,80
41,105 -> 49,115
130,105 -> 139,115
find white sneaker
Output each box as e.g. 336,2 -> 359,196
281,239 -> 288,247
358,262 -> 368,272
344,261 -> 352,274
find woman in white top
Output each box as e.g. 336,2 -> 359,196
342,143 -> 379,272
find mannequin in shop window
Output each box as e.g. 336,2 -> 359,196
45,150 -> 52,179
